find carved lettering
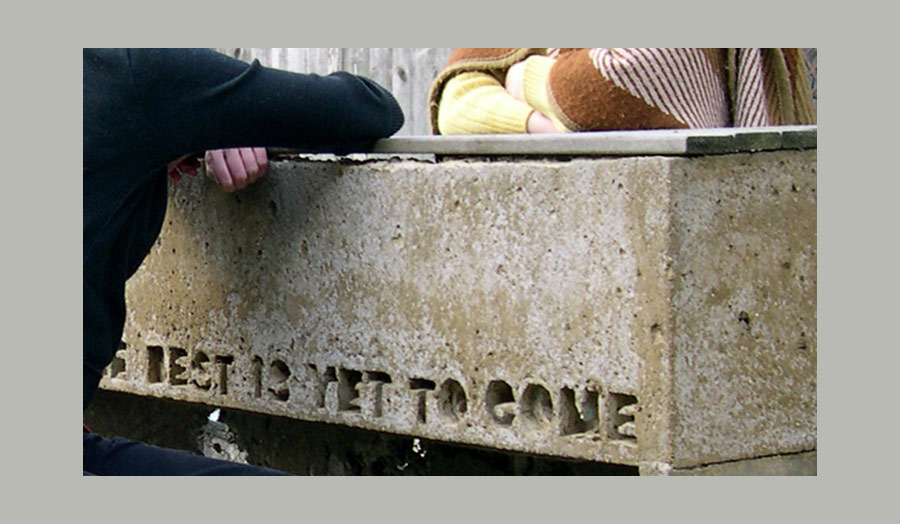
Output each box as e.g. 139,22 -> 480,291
251,356 -> 263,398
146,346 -> 164,383
268,359 -> 291,401
559,387 -> 599,436
365,371 -> 392,417
128,338 -> 639,444
607,393 -> 638,441
108,341 -> 127,380
191,351 -> 212,390
168,347 -> 189,386
338,369 -> 363,411
409,378 -> 436,424
215,356 -> 234,395
438,379 -> 467,421
486,380 -> 516,426
306,364 -> 338,408
520,384 -> 553,429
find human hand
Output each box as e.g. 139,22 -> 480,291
505,60 -> 527,103
506,60 -> 557,133
526,111 -> 558,134
204,147 -> 268,193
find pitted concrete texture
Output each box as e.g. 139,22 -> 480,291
647,451 -> 816,476
101,148 -> 816,470
666,154 -> 817,467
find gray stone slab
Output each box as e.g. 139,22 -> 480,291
270,126 -> 817,157
783,129 -> 818,150
731,130 -> 785,152
372,131 -> 690,156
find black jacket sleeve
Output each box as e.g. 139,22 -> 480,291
127,48 -> 405,158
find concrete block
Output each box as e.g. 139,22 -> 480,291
100,142 -> 816,471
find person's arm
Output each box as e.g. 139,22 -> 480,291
504,57 -> 566,133
436,72 -> 534,134
128,49 -> 404,161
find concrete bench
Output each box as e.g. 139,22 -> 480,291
99,126 -> 817,475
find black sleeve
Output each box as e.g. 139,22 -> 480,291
127,48 -> 405,156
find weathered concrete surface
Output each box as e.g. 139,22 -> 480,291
100,147 -> 816,472
651,452 -> 816,476
666,154 -> 817,467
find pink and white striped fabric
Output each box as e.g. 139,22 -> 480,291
588,48 -> 730,128
732,48 -> 773,127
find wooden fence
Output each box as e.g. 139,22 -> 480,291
216,48 -> 454,136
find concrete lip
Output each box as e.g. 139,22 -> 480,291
269,126 -> 817,157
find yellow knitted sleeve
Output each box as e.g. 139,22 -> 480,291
521,55 -> 569,132
436,72 -> 533,135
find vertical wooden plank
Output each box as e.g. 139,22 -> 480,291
410,47 -> 453,135
391,47 -> 415,136
342,47 -> 371,78
304,47 -> 334,74
327,47 -> 342,74
304,48 -> 319,73
283,48 -> 308,73
305,47 -> 341,74
268,48 -> 284,71
368,48 -> 394,92
248,48 -> 269,66
215,48 -> 241,60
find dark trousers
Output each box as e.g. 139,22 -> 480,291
83,432 -> 290,476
